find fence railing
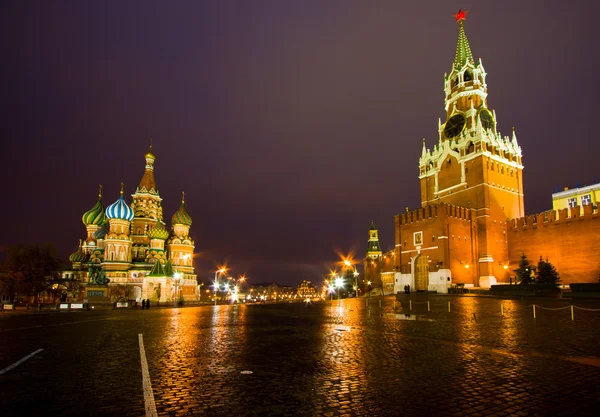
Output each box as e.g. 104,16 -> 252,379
390,299 -> 600,321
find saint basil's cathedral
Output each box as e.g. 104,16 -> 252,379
68,145 -> 197,302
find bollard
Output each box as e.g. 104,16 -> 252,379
571,305 -> 574,321
448,301 -> 451,313
427,301 -> 430,312
393,299 -> 396,309
501,304 -> 504,316
379,299 -> 382,308
533,304 -> 536,319
366,298 -> 369,307
409,300 -> 412,311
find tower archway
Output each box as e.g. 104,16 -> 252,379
414,254 -> 429,291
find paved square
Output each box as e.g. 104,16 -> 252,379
1,295 -> 599,416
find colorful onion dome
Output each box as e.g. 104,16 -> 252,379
106,183 -> 134,222
147,222 -> 169,240
82,185 -> 107,226
69,242 -> 87,263
171,192 -> 192,226
93,222 -> 109,239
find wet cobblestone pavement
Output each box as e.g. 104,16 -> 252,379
1,295 -> 599,416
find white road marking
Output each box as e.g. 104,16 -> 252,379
0,348 -> 43,375
138,334 -> 158,417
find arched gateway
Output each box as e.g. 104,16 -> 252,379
414,255 -> 429,291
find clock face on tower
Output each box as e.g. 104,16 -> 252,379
444,114 -> 466,138
479,108 -> 495,131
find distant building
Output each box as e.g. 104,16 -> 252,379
67,145 -> 198,302
297,280 -> 318,299
365,14 -> 599,293
552,183 -> 599,211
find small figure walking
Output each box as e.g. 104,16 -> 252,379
142,299 -> 146,310
407,285 -> 411,295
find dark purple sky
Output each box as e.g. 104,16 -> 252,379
2,1 -> 598,286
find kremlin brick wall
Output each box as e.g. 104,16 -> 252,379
507,205 -> 600,284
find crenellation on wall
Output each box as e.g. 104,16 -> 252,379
398,202 -> 476,226
511,205 -> 598,230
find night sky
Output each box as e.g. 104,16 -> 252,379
2,1 -> 599,286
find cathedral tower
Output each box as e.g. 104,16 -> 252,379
167,192 -> 195,276
417,10 -> 524,286
130,142 -> 164,261
81,185 -> 107,255
103,183 -> 134,270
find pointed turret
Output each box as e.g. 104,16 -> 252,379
148,259 -> 165,277
453,11 -> 474,69
137,140 -> 158,195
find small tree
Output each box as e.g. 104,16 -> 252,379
514,253 -> 534,285
536,257 -> 561,285
2,244 -> 62,302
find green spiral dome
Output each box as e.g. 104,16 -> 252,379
82,197 -> 107,226
69,248 -> 87,263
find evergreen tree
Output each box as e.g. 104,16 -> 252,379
536,257 -> 561,285
514,253 -> 534,285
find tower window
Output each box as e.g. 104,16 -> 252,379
464,71 -> 472,82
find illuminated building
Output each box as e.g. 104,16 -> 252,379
297,280 -> 318,299
552,183 -> 599,211
69,144 -> 197,302
366,11 -> 599,292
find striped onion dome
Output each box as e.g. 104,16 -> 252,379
106,183 -> 134,222
93,222 -> 109,239
147,222 -> 169,240
69,245 -> 87,263
82,186 -> 107,226
171,192 -> 192,226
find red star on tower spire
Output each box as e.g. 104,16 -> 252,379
453,9 -> 468,23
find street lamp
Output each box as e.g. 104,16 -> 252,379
173,272 -> 183,308
334,276 -> 344,306
213,268 -> 227,305
344,259 -> 359,297
228,275 -> 246,303
327,284 -> 335,301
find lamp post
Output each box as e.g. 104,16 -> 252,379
344,260 -> 359,297
173,272 -> 183,308
334,277 -> 344,307
213,268 -> 227,305
228,275 -> 246,303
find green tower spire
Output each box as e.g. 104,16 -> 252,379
148,260 -> 165,277
453,21 -> 474,69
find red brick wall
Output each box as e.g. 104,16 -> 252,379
507,206 -> 600,284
